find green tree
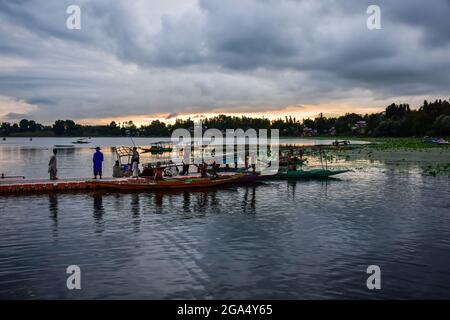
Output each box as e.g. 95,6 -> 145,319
19,119 -> 29,132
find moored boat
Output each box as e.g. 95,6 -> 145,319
141,141 -> 173,154
276,168 -> 350,179
72,138 -> 91,144
91,173 -> 245,190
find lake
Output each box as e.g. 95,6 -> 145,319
0,137 -> 449,299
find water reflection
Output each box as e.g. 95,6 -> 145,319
48,193 -> 58,240
93,192 -> 105,234
241,185 -> 256,214
131,193 -> 141,232
1,170 -> 450,299
154,192 -> 164,210
183,192 -> 191,213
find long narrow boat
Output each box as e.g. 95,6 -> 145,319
72,138 -> 90,144
91,173 -> 245,190
276,169 -> 350,179
54,144 -> 75,149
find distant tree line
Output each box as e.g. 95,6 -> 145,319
1,99 -> 450,137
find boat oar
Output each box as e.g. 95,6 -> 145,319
1,173 -> 25,179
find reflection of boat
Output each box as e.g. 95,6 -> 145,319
276,169 -> 350,179
72,138 -> 90,144
54,145 -> 75,149
91,174 -> 244,190
141,141 -> 173,154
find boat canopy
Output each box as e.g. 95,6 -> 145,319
115,146 -> 134,165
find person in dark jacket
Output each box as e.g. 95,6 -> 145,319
48,148 -> 58,180
93,146 -> 104,179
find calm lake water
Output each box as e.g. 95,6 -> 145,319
0,138 -> 449,299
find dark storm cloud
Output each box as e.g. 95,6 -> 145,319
380,0 -> 450,48
0,0 -> 449,122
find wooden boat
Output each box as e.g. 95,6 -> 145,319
276,169 -> 350,179
217,167 -> 248,173
54,144 -> 75,149
91,173 -> 245,190
72,138 -> 90,144
332,140 -> 351,146
141,141 -> 173,154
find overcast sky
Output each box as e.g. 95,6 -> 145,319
0,0 -> 449,124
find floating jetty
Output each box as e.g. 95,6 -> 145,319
0,174 -> 246,195
0,178 -> 99,194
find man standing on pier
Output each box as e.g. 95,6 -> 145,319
93,146 -> 104,179
48,148 -> 58,180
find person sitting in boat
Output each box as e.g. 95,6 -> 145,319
154,162 -> 163,181
93,146 -> 104,179
287,156 -> 297,171
48,148 -> 58,180
131,147 -> 140,178
209,161 -> 219,179
181,162 -> 190,175
112,160 -> 123,178
250,153 -> 257,174
199,162 -> 208,178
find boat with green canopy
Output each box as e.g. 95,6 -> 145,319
141,141 -> 173,154
276,168 -> 350,179
276,145 -> 350,179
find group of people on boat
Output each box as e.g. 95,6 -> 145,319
46,145 -> 261,181
286,148 -> 304,171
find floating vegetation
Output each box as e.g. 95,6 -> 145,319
366,138 -> 450,151
423,163 -> 450,177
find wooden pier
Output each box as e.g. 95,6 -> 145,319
0,178 -> 100,194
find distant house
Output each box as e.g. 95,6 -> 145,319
352,121 -> 367,134
329,127 -> 337,136
302,127 -> 316,136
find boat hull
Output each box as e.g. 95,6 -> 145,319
276,169 -> 350,179
91,174 -> 244,190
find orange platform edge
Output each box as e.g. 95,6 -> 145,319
0,180 -> 99,194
